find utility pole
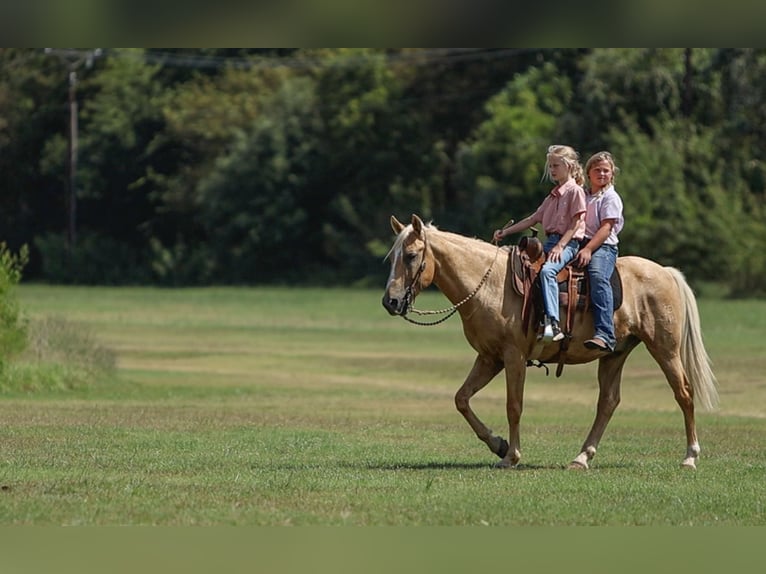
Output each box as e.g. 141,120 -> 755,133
44,48 -> 102,252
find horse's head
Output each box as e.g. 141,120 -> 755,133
382,214 -> 435,316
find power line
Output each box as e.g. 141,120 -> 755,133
101,48 -> 539,71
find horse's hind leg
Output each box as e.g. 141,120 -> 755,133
645,347 -> 700,469
454,355 -> 505,459
570,342 -> 638,470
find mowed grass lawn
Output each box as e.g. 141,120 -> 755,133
2,285 -> 765,525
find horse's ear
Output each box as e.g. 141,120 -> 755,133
390,215 -> 405,234
411,214 -> 424,234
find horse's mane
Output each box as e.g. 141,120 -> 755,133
385,222 -> 494,261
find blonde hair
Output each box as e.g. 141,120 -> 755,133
584,151 -> 620,187
543,144 -> 585,186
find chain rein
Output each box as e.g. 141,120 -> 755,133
402,232 -> 502,327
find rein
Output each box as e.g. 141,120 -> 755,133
401,229 -> 501,327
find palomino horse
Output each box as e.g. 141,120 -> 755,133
381,214 -> 718,469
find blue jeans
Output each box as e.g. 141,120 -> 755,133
586,243 -> 618,348
540,234 -> 580,322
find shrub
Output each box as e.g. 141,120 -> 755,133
0,243 -> 28,369
1,315 -> 116,394
34,232 -> 151,285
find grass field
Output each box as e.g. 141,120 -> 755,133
2,285 -> 765,526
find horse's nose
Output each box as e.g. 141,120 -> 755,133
382,294 -> 401,315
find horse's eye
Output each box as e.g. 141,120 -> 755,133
405,252 -> 418,264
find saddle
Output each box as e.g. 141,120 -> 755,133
510,233 -> 622,376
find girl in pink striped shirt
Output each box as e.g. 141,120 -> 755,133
493,145 -> 587,341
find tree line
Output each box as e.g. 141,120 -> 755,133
1,48 -> 764,296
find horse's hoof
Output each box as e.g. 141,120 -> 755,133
493,459 -> 515,469
681,460 -> 697,470
567,461 -> 588,470
496,438 -> 509,459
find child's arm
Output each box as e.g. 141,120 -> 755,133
494,214 -> 535,242
547,213 -> 584,263
575,219 -> 615,266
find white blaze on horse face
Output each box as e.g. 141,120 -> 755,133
386,245 -> 403,291
385,225 -> 413,294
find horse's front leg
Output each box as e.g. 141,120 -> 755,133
496,348 -> 527,469
454,355 -> 506,459
569,348 -> 635,470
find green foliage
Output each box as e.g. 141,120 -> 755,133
195,75 -> 318,283
1,315 -> 116,394
608,116 -> 743,283
81,49 -> 164,153
312,50 -> 433,280
75,49 -> 166,249
0,243 -> 28,367
0,49 -> 65,261
1,242 -> 116,393
151,60 -> 290,213
577,48 -> 688,148
148,236 -> 216,286
35,232 -> 151,285
3,48 -> 766,293
456,62 -> 569,232
728,199 -> 766,298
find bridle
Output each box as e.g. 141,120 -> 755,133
399,226 -> 500,326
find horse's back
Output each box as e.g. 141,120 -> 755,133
614,255 -> 686,336
616,255 -> 682,299
616,255 -> 671,282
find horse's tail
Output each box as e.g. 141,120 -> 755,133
666,267 -> 719,411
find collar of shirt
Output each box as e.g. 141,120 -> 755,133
589,184 -> 614,201
551,178 -> 577,197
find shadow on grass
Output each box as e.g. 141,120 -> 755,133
262,460 -> 634,471
356,461 -> 493,471
343,461 -> 634,471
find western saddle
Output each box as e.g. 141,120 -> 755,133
509,230 -> 622,376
